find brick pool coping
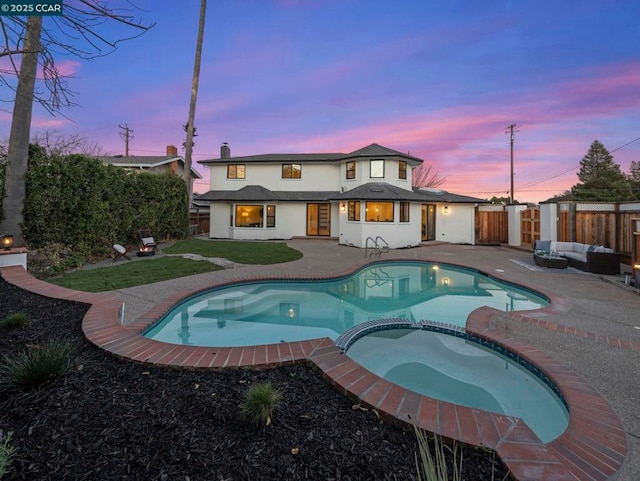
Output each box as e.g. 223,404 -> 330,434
1,262 -> 628,481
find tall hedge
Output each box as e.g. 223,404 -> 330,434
22,154 -> 189,255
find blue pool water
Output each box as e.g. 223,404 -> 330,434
346,329 -> 569,443
144,261 -> 547,347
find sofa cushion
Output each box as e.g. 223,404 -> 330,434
587,244 -> 598,252
577,244 -> 591,254
594,245 -> 614,253
535,240 -> 551,251
554,241 -> 576,253
563,251 -> 587,262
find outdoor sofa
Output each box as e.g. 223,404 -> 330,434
534,240 -> 621,275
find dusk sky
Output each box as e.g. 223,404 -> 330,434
2,1 -> 639,203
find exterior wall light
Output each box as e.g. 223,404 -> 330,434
443,205 -> 449,214
341,203 -> 346,212
442,278 -> 449,286
2,234 -> 14,250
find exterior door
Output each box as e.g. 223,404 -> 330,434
421,204 -> 436,241
307,203 -> 331,236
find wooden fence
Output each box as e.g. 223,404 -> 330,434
557,202 -> 640,262
475,206 -> 508,244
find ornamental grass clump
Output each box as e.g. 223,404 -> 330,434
241,382 -> 282,426
0,339 -> 74,393
0,430 -> 16,479
413,424 -> 462,481
0,313 -> 27,331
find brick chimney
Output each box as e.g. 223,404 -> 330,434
221,142 -> 230,159
166,145 -> 178,157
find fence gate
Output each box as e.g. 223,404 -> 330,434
475,207 -> 507,244
521,207 -> 540,246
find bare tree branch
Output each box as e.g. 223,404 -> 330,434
412,163 -> 446,188
0,2 -> 155,113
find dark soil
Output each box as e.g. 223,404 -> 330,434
0,277 -> 510,481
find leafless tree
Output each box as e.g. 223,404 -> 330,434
32,130 -> 104,157
411,163 -> 446,188
0,2 -> 154,245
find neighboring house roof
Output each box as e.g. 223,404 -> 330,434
197,143 -> 423,167
99,155 -> 203,179
331,182 -> 427,201
413,187 -> 489,204
198,185 -> 340,202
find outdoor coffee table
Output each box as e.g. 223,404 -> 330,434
534,252 -> 568,269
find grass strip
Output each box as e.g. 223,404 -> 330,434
49,257 -> 222,292
164,239 -> 303,264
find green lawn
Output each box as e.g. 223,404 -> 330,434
48,257 -> 223,292
47,240 -> 303,292
164,239 -> 303,264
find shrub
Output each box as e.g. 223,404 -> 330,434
0,430 -> 16,479
1,313 -> 27,330
0,340 -> 74,392
241,382 -> 282,426
24,154 -> 189,257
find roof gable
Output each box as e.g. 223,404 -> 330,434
339,143 -> 423,166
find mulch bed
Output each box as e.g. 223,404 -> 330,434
0,277 -> 510,480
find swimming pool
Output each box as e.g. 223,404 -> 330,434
345,327 -> 569,443
144,261 -> 548,347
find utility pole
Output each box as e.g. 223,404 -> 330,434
506,123 -> 519,204
119,124 -> 134,156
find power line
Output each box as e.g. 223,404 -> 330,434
610,136 -> 640,153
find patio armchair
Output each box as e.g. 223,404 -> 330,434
111,244 -> 131,262
138,228 -> 158,253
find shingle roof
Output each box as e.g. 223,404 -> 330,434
330,182 -> 427,201
413,187 -> 489,203
199,153 -> 345,165
197,143 -> 423,167
198,184 -> 488,204
197,186 -> 339,202
341,143 -> 424,165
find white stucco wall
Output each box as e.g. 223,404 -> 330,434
209,202 -> 340,240
339,158 -> 414,192
539,203 -> 558,241
0,251 -> 27,269
338,202 -> 422,249
507,204 -> 528,246
435,204 -> 476,244
207,163 -> 339,191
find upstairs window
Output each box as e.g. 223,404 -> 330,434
370,159 -> 385,178
227,164 -> 245,179
399,160 -> 407,180
346,161 -> 356,180
282,163 -> 301,179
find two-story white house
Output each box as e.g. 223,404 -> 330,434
197,143 -> 487,248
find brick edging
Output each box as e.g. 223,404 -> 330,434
1,263 -> 628,481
